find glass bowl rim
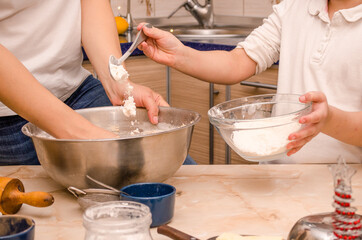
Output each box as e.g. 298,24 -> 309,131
208,93 -> 312,126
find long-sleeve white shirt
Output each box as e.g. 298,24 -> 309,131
238,0 -> 362,163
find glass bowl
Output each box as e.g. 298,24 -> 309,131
208,94 -> 312,162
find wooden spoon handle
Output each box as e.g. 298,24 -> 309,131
19,191 -> 54,207
157,225 -> 200,240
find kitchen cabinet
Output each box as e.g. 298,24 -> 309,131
82,56 -> 278,165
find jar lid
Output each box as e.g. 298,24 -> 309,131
83,201 -> 152,233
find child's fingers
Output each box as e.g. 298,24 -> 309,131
299,110 -> 323,124
289,123 -> 318,141
136,22 -> 147,31
300,91 -> 326,104
286,134 -> 315,153
287,146 -> 303,156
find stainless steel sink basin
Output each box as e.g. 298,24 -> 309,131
160,27 -> 252,45
163,27 -> 253,39
133,15 -> 264,45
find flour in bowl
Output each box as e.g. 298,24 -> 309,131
113,121 -> 178,137
231,115 -> 301,158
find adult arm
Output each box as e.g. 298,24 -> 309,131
0,44 -> 116,139
80,0 -> 168,124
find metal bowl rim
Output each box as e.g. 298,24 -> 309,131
21,106 -> 201,142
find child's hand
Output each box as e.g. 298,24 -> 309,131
286,91 -> 329,156
137,23 -> 185,68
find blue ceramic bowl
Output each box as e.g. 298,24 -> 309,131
120,182 -> 176,227
0,216 -> 35,240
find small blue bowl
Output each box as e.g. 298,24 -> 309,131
120,182 -> 176,228
0,216 -> 35,240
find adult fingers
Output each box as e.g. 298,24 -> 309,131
153,92 -> 169,107
142,93 -> 160,124
141,91 -> 169,124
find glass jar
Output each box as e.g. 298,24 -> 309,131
83,201 -> 153,240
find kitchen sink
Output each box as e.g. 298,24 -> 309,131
133,15 -> 263,45
159,27 -> 252,45
163,27 -> 252,39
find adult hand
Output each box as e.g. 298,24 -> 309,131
101,72 -> 168,125
130,82 -> 169,124
137,23 -> 185,67
286,91 -> 329,156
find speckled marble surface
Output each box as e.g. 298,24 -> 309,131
1,164 -> 362,240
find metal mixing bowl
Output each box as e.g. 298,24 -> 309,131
287,212 -> 362,240
208,94 -> 312,162
22,106 -> 200,189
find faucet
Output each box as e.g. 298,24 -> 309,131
126,0 -> 132,32
168,0 -> 214,29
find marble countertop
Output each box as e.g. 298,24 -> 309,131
2,164 -> 362,240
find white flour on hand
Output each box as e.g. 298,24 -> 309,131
109,62 -> 136,117
122,83 -> 136,117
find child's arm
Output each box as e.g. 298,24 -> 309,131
287,91 -> 362,156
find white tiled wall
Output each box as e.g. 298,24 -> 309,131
111,0 -> 275,18
244,0 -> 275,17
213,0 -> 244,16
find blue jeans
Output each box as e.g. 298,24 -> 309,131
0,75 -> 196,165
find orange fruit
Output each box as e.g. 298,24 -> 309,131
114,17 -> 128,34
115,16 -> 129,35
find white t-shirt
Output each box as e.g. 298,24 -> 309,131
238,0 -> 362,163
0,0 -> 90,116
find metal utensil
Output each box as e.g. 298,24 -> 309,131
68,186 -> 120,210
109,23 -> 152,79
86,175 -> 130,196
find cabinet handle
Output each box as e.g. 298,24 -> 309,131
240,81 -> 277,90
213,90 -> 219,95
